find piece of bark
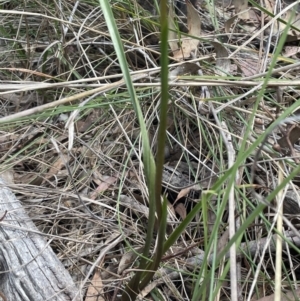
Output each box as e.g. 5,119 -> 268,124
0,179 -> 80,301
282,189 -> 300,215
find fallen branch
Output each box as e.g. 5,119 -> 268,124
0,178 -> 80,301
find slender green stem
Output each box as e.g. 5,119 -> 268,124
154,0 -> 169,222
123,0 -> 169,297
99,1 -> 158,300
138,196 -> 168,290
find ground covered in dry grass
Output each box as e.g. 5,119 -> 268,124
2,0 -> 300,300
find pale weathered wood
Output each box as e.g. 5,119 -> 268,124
0,179 -> 80,301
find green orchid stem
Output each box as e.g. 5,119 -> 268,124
136,0 -> 170,293
138,197 -> 168,291
154,0 -> 169,222
119,0 -> 170,299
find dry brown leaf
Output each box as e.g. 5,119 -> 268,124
14,172 -> 41,185
236,57 -> 259,77
225,15 -> 238,33
263,0 -> 300,39
167,200 -> 176,216
281,10 -> 300,41
43,156 -> 66,183
173,1 -> 201,60
225,7 -> 258,35
277,125 -> 300,156
85,270 -> 104,301
283,45 -> 300,58
253,287 -> 300,301
168,4 -> 179,53
263,0 -> 275,14
76,109 -> 99,132
174,186 -> 192,203
211,41 -> 230,76
90,175 -> 117,199
263,0 -> 286,34
217,228 -> 229,255
233,0 -> 249,19
118,247 -> 143,275
169,62 -> 201,77
0,169 -> 15,185
137,280 -> 159,300
175,203 -> 187,219
94,175 -> 117,191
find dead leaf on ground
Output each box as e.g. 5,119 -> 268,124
280,10 -> 300,42
253,287 -> 300,301
225,15 -> 238,33
169,62 -> 201,78
263,0 -> 300,39
173,1 -> 201,60
174,186 -> 193,203
118,247 -> 143,275
85,270 -> 105,301
168,3 -> 179,53
211,41 -> 230,76
233,0 -> 249,19
167,199 -> 176,217
120,194 -> 172,224
225,7 -> 258,35
90,173 -> 118,199
283,45 -> 300,58
235,57 -> 259,77
93,175 -> 118,191
276,124 -> 300,159
0,169 -> 15,185
137,280 -> 159,300
14,171 -> 43,186
43,156 -> 67,183
175,203 -> 187,219
263,0 -> 275,14
217,228 -> 229,255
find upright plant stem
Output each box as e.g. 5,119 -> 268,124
136,0 -> 170,292
120,0 -> 169,299
154,0 -> 169,222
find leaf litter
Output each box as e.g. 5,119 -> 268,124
1,0 -> 300,300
